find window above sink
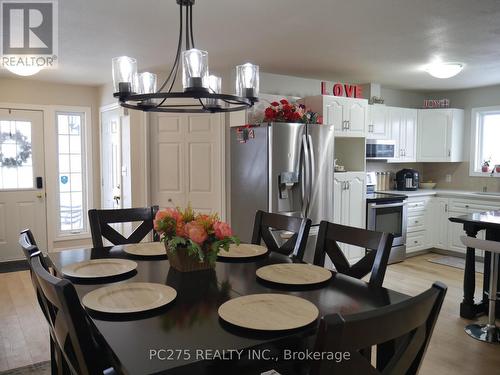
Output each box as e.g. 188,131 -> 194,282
471,106 -> 500,177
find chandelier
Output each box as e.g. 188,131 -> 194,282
111,0 -> 259,113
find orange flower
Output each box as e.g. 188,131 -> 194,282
185,222 -> 208,245
176,220 -> 186,237
213,221 -> 233,240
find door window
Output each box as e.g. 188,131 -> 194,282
0,120 -> 33,189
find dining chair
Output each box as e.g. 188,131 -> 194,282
262,282 -> 447,375
313,221 -> 394,288
19,230 -> 64,374
88,206 -> 160,248
251,210 -> 312,261
29,252 -> 118,375
309,281 -> 447,375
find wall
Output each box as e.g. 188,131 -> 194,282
0,77 -> 101,251
424,84 -> 500,191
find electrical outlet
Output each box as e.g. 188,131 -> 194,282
445,174 -> 452,183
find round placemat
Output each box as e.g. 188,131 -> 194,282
82,282 -> 177,314
62,258 -> 137,279
123,242 -> 166,256
256,263 -> 332,285
218,293 -> 318,331
218,243 -> 268,259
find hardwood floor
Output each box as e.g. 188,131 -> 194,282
0,253 -> 498,373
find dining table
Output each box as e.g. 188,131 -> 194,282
48,245 -> 410,375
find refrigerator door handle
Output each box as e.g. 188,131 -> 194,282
307,134 -> 315,212
302,134 -> 310,217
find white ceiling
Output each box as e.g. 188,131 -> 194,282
3,0 -> 500,91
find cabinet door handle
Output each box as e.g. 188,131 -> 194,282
348,120 -> 351,129
445,204 -> 448,213
448,149 -> 451,157
415,220 -> 419,223
342,120 -> 346,130
465,205 -> 469,208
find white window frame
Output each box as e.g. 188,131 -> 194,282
55,111 -> 88,237
52,106 -> 93,240
470,106 -> 500,177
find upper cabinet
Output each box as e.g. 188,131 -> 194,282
389,107 -> 418,162
302,95 -> 368,137
416,109 -> 464,162
367,104 -> 391,139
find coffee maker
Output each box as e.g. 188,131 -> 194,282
396,169 -> 419,191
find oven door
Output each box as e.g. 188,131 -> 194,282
367,201 -> 407,246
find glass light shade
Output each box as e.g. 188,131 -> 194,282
182,49 -> 209,90
236,63 -> 259,98
425,62 -> 463,79
137,72 -> 157,94
112,56 -> 137,93
207,75 -> 222,108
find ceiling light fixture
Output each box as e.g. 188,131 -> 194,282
111,0 -> 259,113
425,62 -> 463,79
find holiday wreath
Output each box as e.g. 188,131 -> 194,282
0,131 -> 32,168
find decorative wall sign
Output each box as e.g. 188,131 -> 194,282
423,99 -> 450,108
321,81 -> 363,98
0,131 -> 32,168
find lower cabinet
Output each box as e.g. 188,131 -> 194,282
406,196 -> 432,254
333,172 -> 365,262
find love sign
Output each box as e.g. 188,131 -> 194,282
321,81 -> 363,98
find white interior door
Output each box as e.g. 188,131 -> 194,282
150,112 -> 223,216
101,108 -> 122,210
0,109 -> 47,261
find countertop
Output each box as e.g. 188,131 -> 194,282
377,189 -> 500,201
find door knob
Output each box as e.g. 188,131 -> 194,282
36,193 -> 43,199
168,198 -> 173,203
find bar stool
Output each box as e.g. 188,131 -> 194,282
461,236 -> 500,343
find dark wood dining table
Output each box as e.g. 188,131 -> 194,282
48,245 -> 410,375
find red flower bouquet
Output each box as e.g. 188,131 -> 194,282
155,206 -> 239,271
263,99 -> 322,124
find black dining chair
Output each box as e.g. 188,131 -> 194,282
262,282 -> 447,375
251,210 -> 312,261
29,251 -> 118,375
88,206 -> 160,248
313,221 -> 394,288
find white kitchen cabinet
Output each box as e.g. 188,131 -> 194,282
417,109 -> 464,162
406,196 -> 432,254
333,172 -> 365,261
302,95 -> 368,137
390,107 -> 417,162
431,197 -> 450,250
367,104 -> 390,139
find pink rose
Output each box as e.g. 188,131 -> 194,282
154,210 -> 169,231
185,222 -> 208,245
213,221 -> 233,240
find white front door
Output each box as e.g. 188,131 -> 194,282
0,109 -> 47,261
100,108 -> 122,210
150,112 -> 223,216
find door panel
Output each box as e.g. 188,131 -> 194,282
347,101 -> 367,135
306,124 -> 334,224
101,108 -> 122,209
150,113 -> 222,216
418,110 -> 450,161
0,109 -> 46,261
325,101 -> 344,132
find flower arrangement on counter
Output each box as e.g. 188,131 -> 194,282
263,99 -> 322,124
154,206 -> 239,269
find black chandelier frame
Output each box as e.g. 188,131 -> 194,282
114,0 -> 257,113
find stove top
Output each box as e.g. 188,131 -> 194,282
366,192 -> 407,203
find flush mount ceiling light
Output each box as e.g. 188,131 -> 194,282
111,0 -> 259,113
425,62 -> 464,79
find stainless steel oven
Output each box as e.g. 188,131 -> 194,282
366,197 -> 407,263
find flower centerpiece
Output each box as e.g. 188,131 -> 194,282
263,99 -> 322,124
154,206 -> 239,272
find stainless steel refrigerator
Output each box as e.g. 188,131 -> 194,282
230,122 -> 335,262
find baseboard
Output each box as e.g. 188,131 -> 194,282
0,259 -> 29,273
405,249 -> 432,258
430,247 -> 485,262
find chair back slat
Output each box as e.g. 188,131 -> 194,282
251,210 -> 312,260
311,282 -> 447,375
89,206 -> 159,248
313,221 -> 394,287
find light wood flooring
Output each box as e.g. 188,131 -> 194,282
0,253 -> 498,373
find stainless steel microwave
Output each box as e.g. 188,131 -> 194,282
366,139 -> 396,159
